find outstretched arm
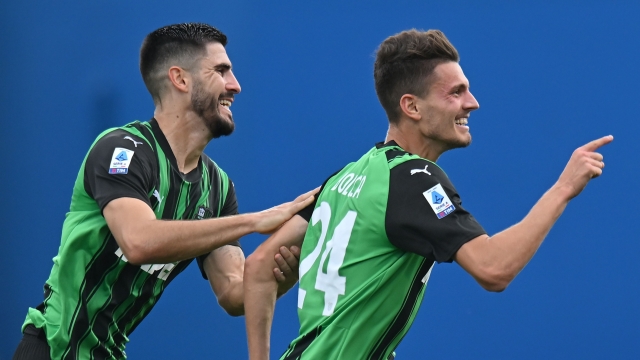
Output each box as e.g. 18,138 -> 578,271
456,135 -> 613,291
103,189 -> 316,265
244,215 -> 309,360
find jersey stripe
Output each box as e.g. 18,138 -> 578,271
26,120 -> 234,358
62,233 -> 120,359
368,259 -> 434,359
282,325 -> 324,360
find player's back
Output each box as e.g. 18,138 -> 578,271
282,143 -> 434,360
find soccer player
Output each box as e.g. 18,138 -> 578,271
243,29 -> 613,359
13,23 -> 313,360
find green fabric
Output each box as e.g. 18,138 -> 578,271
282,145 -> 432,360
22,120 -> 231,359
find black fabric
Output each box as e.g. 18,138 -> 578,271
84,129 -> 156,211
149,118 -> 204,182
195,181 -> 241,279
13,325 -> 51,360
385,157 -> 486,263
368,259 -> 433,360
297,169 -> 343,222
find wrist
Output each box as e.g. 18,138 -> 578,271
549,182 -> 575,202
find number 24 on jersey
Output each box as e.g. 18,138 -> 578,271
298,202 -> 357,316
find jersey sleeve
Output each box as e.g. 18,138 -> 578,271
84,130 -> 155,211
385,159 -> 486,263
219,179 -> 239,217
298,169 -> 343,222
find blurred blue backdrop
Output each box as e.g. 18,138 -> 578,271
2,1 -> 639,359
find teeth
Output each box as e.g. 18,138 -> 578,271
219,99 -> 231,107
455,118 -> 468,125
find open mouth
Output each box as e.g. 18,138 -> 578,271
219,99 -> 232,114
455,117 -> 468,127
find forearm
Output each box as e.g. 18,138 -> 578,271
117,212 -> 259,265
463,184 -> 572,289
244,216 -> 308,360
244,251 -> 280,360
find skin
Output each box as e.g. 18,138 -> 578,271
103,42 -> 316,316
243,60 -> 612,359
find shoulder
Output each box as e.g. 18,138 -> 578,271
90,128 -> 155,161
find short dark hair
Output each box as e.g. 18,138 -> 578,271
374,29 -> 459,123
140,23 -> 228,104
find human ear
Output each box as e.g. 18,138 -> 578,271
399,94 -> 421,121
167,66 -> 190,93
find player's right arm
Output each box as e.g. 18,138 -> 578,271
244,215 -> 310,360
86,131 -> 315,265
455,135 -> 613,291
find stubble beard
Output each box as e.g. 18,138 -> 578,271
191,79 -> 235,139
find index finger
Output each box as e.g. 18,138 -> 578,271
581,135 -> 614,152
293,187 -> 321,203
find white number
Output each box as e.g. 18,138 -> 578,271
298,202 -> 357,316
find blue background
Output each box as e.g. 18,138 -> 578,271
2,1 -> 639,359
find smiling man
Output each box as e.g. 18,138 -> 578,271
13,23 -> 314,360
243,29 -> 613,359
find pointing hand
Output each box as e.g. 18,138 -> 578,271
556,135 -> 613,200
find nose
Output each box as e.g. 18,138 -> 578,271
464,90 -> 479,111
226,70 -> 241,94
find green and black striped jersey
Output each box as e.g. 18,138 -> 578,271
22,119 -> 237,359
280,141 -> 486,360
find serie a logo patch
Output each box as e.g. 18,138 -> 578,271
109,147 -> 135,174
423,183 -> 456,219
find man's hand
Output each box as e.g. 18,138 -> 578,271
556,135 -> 613,200
254,188 -> 318,234
273,246 -> 301,296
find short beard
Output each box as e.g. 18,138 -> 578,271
191,79 -> 235,139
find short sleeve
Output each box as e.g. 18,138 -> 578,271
219,179 -> 239,217
385,159 -> 486,263
84,130 -> 155,211
298,168 -> 343,222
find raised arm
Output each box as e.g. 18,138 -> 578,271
104,189 -> 316,265
244,215 -> 310,360
455,135 -> 613,291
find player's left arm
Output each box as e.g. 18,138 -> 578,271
455,135 -> 613,292
244,215 -> 310,360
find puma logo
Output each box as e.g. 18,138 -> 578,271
410,165 -> 431,176
153,190 -> 163,204
124,136 -> 143,148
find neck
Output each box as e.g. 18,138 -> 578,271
154,106 -> 212,174
384,122 -> 446,162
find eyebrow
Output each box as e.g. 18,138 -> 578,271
214,63 -> 232,71
450,82 -> 469,92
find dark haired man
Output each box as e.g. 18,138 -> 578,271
243,29 -> 613,359
13,23 -> 313,360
